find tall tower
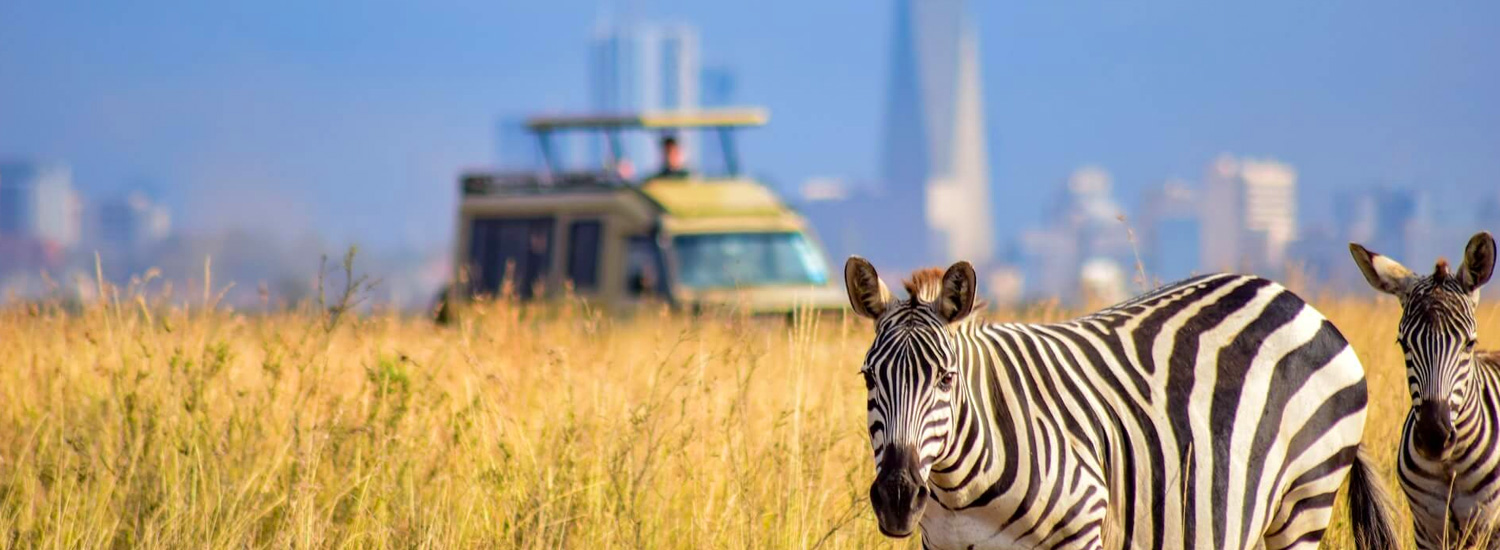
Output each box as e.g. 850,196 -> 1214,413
878,0 -> 994,272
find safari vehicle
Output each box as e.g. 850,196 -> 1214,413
444,107 -> 845,317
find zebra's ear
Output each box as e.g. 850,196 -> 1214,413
844,256 -> 891,319
1349,243 -> 1416,297
938,261 -> 977,323
1459,231 -> 1495,294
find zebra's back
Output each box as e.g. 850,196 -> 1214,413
928,273 -> 1370,550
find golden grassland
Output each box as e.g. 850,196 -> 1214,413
0,281 -> 1497,549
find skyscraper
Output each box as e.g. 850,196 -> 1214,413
1019,167 -> 1133,302
0,161 -> 80,249
1338,187 -> 1432,263
1201,154 -> 1298,273
876,0 -> 993,272
589,21 -> 700,171
1141,180 -> 1201,282
97,189 -> 171,250
698,65 -> 738,172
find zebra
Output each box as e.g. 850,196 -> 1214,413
843,257 -> 1398,550
1350,230 -> 1498,549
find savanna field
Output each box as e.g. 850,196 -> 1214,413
1,278 -> 1497,549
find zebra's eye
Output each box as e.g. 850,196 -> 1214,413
937,370 -> 957,391
1467,339 -> 1478,351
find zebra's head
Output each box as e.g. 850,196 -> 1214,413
1350,231 -> 1495,460
844,256 -> 978,538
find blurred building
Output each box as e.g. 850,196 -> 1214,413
796,177 -> 876,267
1019,167 -> 1134,302
984,264 -> 1026,307
83,188 -> 172,277
97,189 -> 171,250
698,64 -> 738,172
589,21 -> 700,170
1337,187 -> 1432,263
1140,180 -> 1201,283
1201,154 -> 1298,274
1286,224 -> 1344,287
874,0 -> 993,273
0,161 -> 81,250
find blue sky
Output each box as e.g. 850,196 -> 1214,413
2,0 -> 1497,252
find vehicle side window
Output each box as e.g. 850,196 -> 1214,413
469,217 -> 553,298
567,220 -> 602,291
625,236 -> 669,297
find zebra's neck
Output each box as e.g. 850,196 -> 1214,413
926,322 -> 1094,508
1451,358 -> 1500,462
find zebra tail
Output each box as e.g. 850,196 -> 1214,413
1346,445 -> 1399,550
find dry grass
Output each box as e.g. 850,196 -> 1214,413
0,278 -> 1497,549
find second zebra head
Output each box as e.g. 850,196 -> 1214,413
844,257 -> 978,538
1350,231 -> 1495,460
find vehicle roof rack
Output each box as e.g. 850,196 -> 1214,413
525,107 -> 768,132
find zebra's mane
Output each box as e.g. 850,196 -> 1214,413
1434,258 -> 1452,283
902,268 -> 946,305
1404,261 -> 1472,325
899,267 -> 988,321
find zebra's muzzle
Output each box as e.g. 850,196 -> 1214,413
869,448 -> 929,538
1413,400 -> 1456,460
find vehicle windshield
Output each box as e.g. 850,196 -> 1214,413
672,232 -> 830,289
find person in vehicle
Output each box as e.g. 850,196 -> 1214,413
654,135 -> 689,179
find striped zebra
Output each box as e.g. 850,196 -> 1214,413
1350,231 -> 1498,549
844,257 -> 1397,550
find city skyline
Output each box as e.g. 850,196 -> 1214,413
1,1 -> 1498,301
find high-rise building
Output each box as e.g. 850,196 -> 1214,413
1141,180 -> 1201,283
1019,167 -> 1134,302
97,189 -> 171,250
0,161 -> 80,249
875,0 -> 993,273
1337,187 -> 1431,263
796,177 -> 876,269
1201,154 -> 1298,273
698,65 -> 738,173
589,21 -> 700,171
